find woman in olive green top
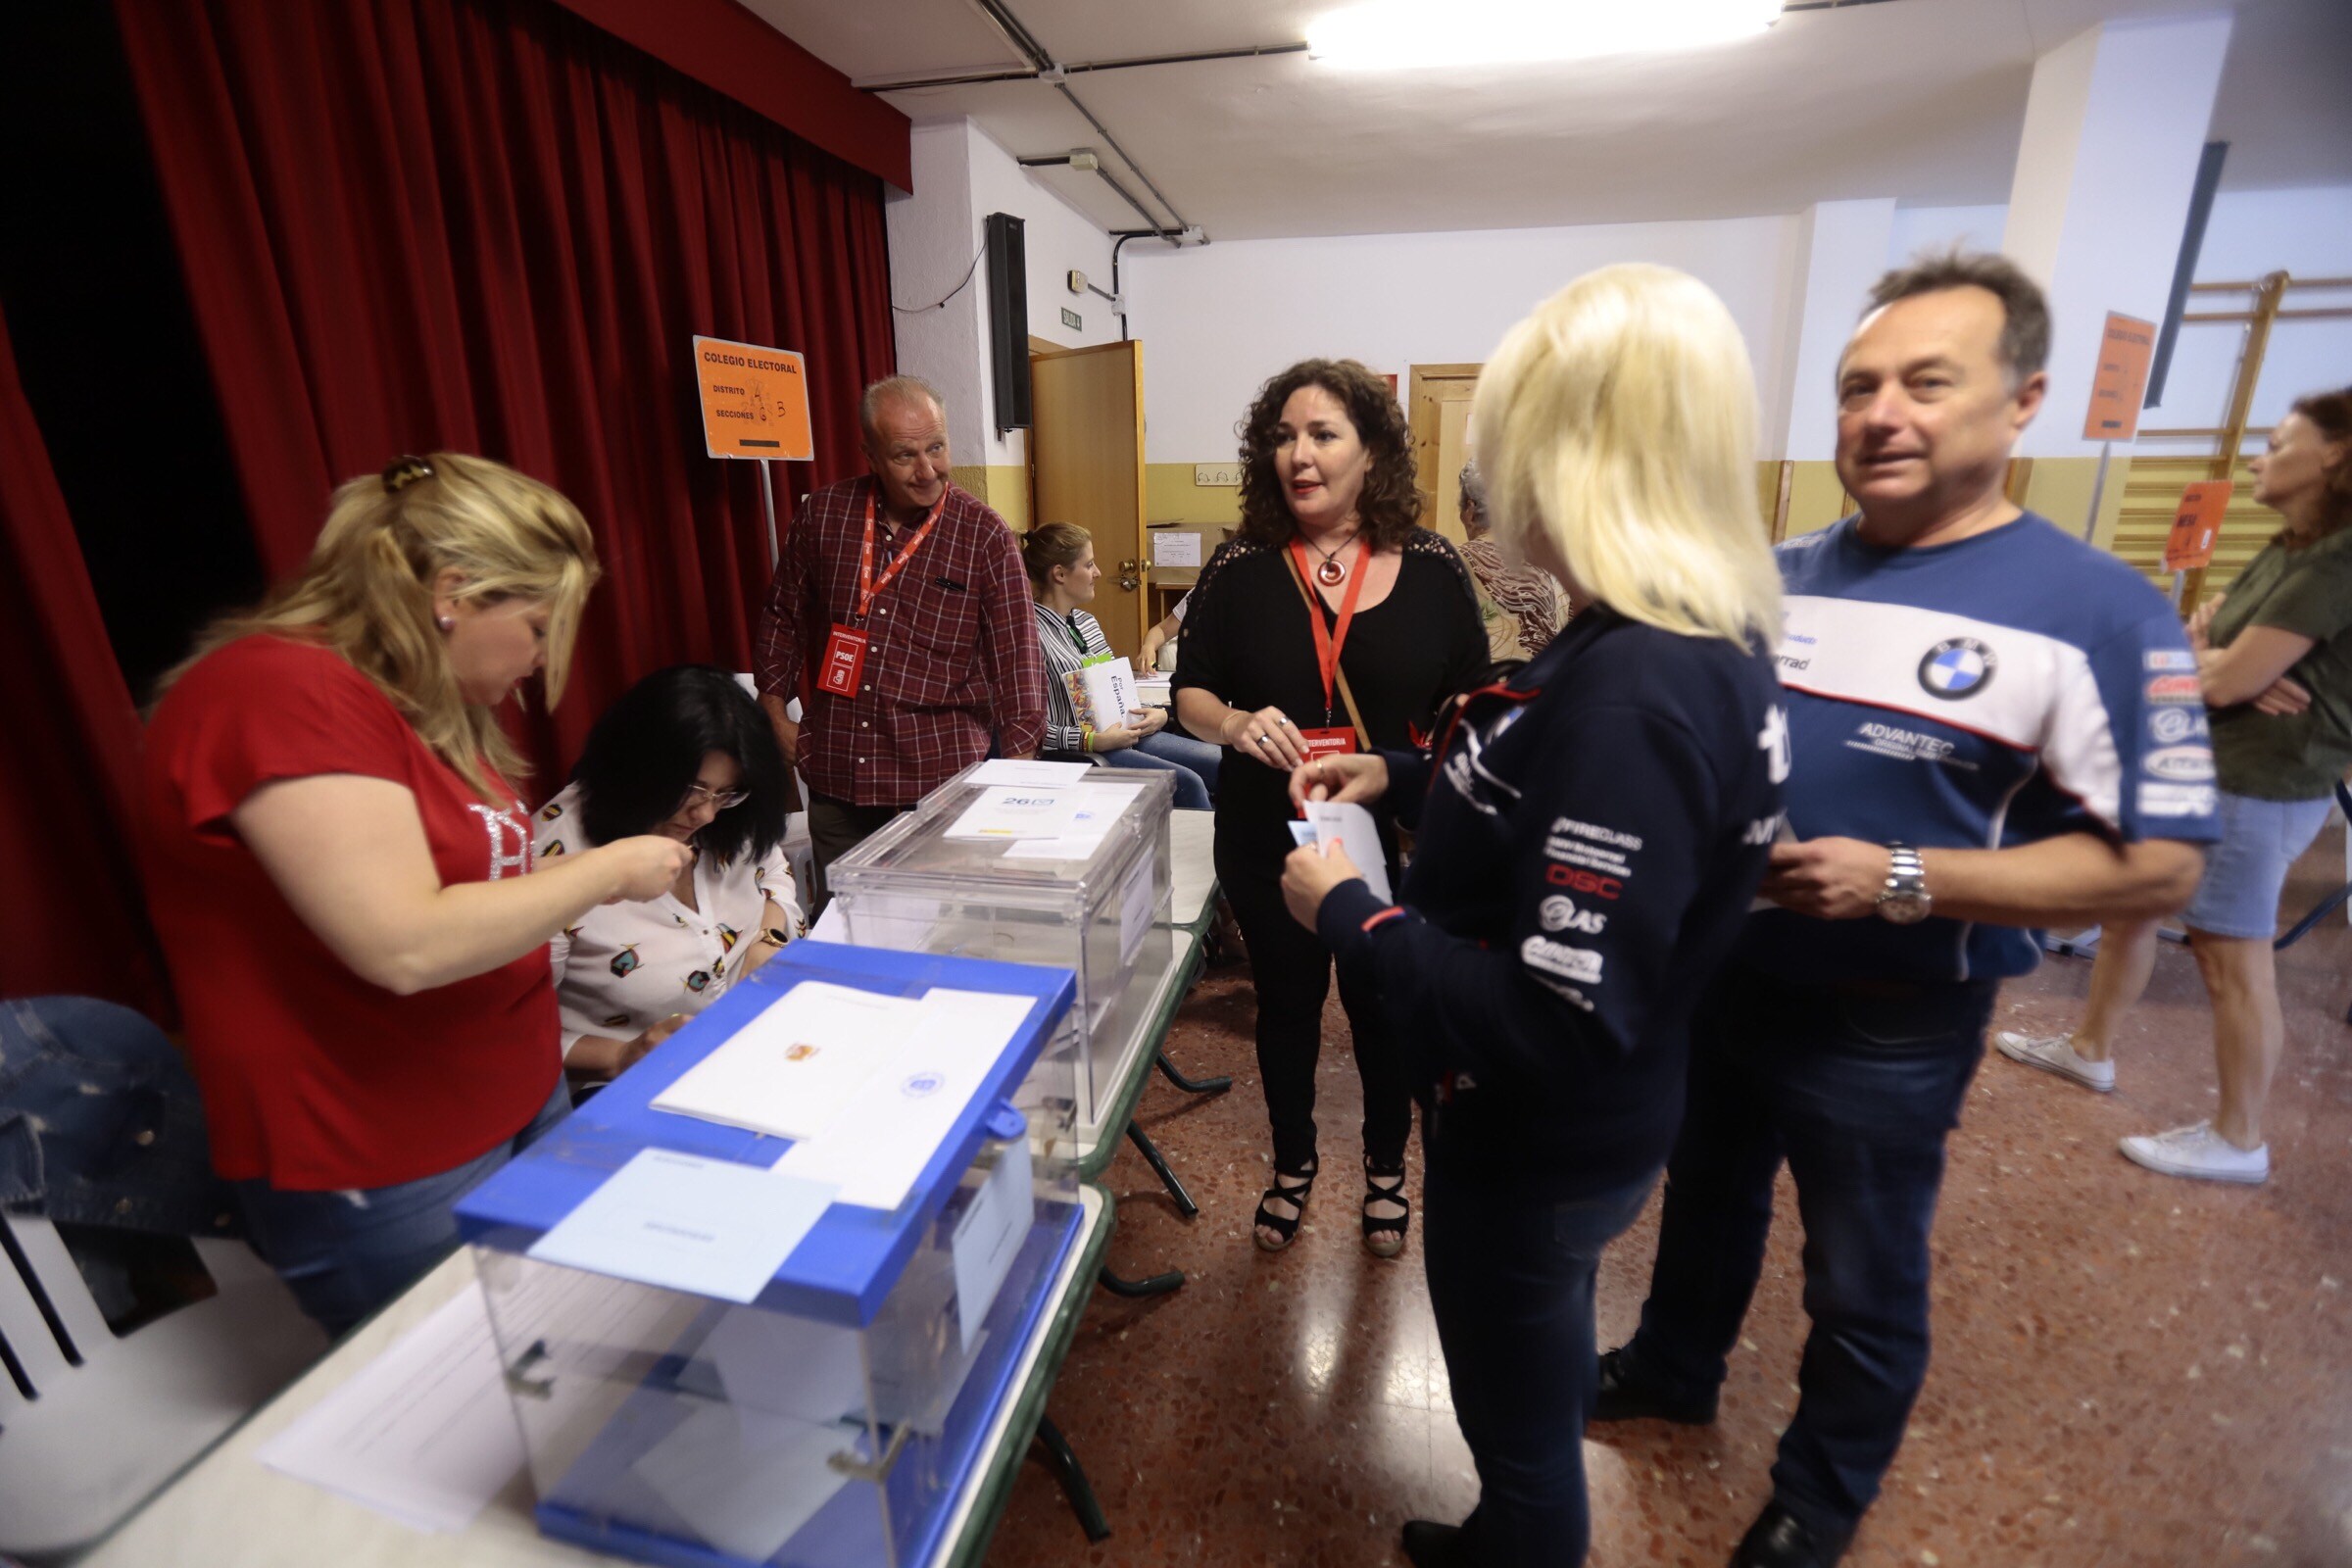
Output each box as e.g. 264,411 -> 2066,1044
1999,388 -> 2352,1184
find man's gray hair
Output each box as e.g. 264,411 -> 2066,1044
858,374 -> 946,448
1865,249 -> 2051,383
1457,458 -> 1486,512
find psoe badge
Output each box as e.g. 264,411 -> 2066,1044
1918,637 -> 1996,700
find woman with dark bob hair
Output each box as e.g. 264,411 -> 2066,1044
534,664 -> 803,1082
1173,358 -> 1487,1257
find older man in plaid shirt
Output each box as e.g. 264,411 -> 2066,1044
757,375 -> 1046,905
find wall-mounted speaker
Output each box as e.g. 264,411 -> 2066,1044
985,212 -> 1031,432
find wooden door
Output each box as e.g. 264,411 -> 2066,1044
1409,364 -> 1482,543
1030,340 -> 1149,657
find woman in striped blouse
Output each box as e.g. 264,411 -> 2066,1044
1021,522 -> 1216,809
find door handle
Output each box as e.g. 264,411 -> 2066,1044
1117,575 -> 1140,592
1119,560 -> 1141,573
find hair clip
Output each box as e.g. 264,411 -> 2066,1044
381,455 -> 436,494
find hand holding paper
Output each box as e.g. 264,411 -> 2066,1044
1281,799 -> 1394,931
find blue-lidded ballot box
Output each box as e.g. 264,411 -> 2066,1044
455,941 -> 1081,1568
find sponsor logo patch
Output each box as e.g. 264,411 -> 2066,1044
2145,649 -> 2198,672
2148,707 -> 2207,745
2146,674 -> 2202,704
1539,895 -> 1608,935
2145,745 -> 2216,782
2138,782 -> 2219,818
1521,937 -> 1604,986
1918,637 -> 1996,700
1544,865 -> 1622,899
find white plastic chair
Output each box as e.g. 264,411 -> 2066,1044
0,1210 -> 324,1559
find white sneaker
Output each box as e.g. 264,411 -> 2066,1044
2119,1121 -> 2270,1184
1993,1030 -> 2117,1092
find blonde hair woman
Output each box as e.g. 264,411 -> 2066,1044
1278,266 -> 1788,1568
142,454 -> 691,1335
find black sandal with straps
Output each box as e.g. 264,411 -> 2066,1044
1252,1158 -> 1319,1252
1362,1159 -> 1410,1259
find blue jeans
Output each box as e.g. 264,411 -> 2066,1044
1622,965 -> 1994,1539
1427,1161 -> 1654,1567
1101,728 -> 1216,808
235,1078 -> 570,1337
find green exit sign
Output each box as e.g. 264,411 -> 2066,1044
1060,307 -> 1082,331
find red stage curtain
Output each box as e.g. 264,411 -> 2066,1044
110,0 -> 897,780
0,307 -> 173,1014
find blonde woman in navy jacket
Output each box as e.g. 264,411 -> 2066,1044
1280,267 -> 1789,1568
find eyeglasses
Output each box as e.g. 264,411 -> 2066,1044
679,784 -> 750,811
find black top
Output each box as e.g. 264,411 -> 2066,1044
1318,608 -> 1788,1196
1173,531 -> 1489,871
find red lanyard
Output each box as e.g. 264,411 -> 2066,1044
1287,537 -> 1369,725
854,490 -> 947,618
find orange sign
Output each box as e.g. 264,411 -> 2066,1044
2082,313 -> 2156,441
2165,480 -> 2232,571
693,335 -> 814,460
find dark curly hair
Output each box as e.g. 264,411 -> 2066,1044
569,664 -> 788,862
1234,359 -> 1421,549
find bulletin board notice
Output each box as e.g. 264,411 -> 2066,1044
693,335 -> 814,461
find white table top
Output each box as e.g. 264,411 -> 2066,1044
1164,809 -> 1216,932
84,1190 -> 1108,1568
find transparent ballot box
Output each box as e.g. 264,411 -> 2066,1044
455,942 -> 1082,1568
825,763 -> 1174,1141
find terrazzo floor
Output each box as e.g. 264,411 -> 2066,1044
981,828 -> 2352,1568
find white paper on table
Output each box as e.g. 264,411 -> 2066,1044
651,980 -> 921,1141
770,989 -> 1036,1209
1305,800 -> 1394,903
951,1137 -> 1032,1353
631,1401 -> 852,1563
807,900 -> 852,944
1000,780 -> 1142,862
254,1286 -> 523,1533
969,759 -> 1092,786
528,1151 -> 837,1305
943,785 -> 1081,841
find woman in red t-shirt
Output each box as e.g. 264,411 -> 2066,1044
143,454 -> 691,1335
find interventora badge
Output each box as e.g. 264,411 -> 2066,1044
1917,637 -> 1996,700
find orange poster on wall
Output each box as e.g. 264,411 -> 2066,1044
2165,480 -> 2232,571
693,335 -> 814,460
2082,313 -> 2156,441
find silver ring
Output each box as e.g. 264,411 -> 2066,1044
1276,716 -> 1295,727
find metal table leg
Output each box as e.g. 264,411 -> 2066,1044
1097,1263 -> 1185,1298
1154,1050 -> 1231,1096
1125,1123 -> 1198,1218
1032,1414 -> 1111,1543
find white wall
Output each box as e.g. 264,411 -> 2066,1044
2153,185 -> 2352,433
1122,215 -> 1804,463
1886,204 -> 2008,266
886,120 -> 1121,467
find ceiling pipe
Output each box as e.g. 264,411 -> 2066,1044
856,40 -> 1308,94
939,0 -> 1198,241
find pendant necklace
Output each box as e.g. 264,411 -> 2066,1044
1304,528 -> 1359,586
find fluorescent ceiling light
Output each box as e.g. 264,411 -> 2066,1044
1307,0 -> 1784,71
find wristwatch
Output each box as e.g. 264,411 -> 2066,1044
1875,843 -> 1933,924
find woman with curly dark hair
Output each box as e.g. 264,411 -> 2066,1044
1174,358 -> 1487,1257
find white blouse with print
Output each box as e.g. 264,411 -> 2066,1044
533,782 -> 804,1058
